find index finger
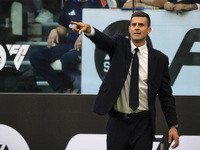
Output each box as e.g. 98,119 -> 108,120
71,21 -> 80,25
172,137 -> 179,149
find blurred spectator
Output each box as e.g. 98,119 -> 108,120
0,0 -> 36,23
164,0 -> 200,14
33,0 -> 62,23
141,0 -> 167,8
0,0 -> 62,24
0,0 -> 37,42
107,0 -> 118,8
123,0 -> 166,9
29,0 -> 108,93
116,0 -> 127,7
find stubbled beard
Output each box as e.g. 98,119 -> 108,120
132,37 -> 145,43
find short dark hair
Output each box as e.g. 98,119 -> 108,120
130,11 -> 151,27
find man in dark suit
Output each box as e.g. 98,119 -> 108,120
72,11 -> 179,150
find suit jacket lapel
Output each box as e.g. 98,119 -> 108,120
125,40 -> 132,74
148,46 -> 157,83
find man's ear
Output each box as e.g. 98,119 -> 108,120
147,27 -> 152,35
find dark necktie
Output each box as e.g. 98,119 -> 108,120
129,48 -> 139,111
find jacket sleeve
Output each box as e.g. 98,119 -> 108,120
158,56 -> 178,128
85,28 -> 116,56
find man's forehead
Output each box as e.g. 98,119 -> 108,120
131,17 -> 147,23
131,17 -> 147,24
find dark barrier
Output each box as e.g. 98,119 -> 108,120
0,94 -> 200,149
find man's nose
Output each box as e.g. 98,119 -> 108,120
135,26 -> 139,30
135,24 -> 139,29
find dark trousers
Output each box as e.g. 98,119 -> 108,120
29,43 -> 81,91
106,111 -> 153,150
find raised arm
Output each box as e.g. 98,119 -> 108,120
71,21 -> 115,56
71,21 -> 92,34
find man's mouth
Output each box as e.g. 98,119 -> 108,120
134,33 -> 141,36
134,33 -> 140,35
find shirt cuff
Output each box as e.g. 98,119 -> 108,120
171,124 -> 179,129
84,27 -> 95,36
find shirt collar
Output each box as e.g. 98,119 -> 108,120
130,40 -> 147,54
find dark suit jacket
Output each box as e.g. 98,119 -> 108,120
87,28 -> 178,134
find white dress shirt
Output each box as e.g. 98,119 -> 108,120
114,41 -> 149,113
